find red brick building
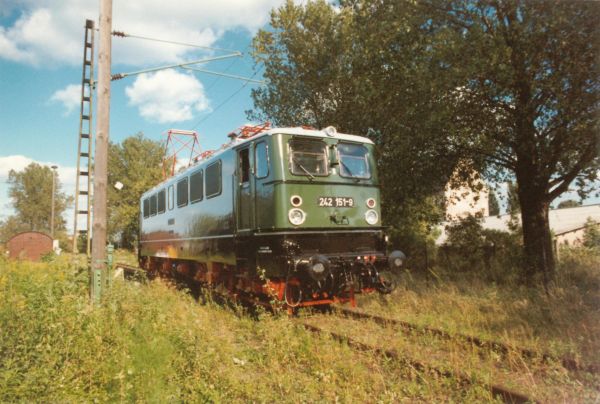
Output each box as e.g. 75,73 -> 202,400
7,232 -> 53,261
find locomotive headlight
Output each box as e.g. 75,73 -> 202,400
288,208 -> 306,225
365,209 -> 379,225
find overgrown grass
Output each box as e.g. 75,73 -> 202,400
1,255 -> 497,402
360,247 -> 600,365
1,248 -> 597,401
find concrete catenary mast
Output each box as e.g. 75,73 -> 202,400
90,0 -> 112,302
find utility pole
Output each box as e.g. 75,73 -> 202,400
50,165 -> 58,238
90,0 -> 112,303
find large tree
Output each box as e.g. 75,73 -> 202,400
0,216 -> 28,243
250,0 -> 459,253
6,163 -> 71,234
251,0 -> 599,284
107,133 -> 164,248
433,0 -> 599,283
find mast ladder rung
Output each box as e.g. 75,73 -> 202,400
73,18 -> 95,256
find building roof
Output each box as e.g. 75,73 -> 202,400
7,231 -> 52,242
436,204 -> 600,245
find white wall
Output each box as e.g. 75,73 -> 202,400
445,182 -> 489,220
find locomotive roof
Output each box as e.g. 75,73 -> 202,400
261,127 -> 374,145
142,127 -> 374,195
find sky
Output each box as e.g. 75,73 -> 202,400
0,0 -> 287,231
0,1 -> 597,234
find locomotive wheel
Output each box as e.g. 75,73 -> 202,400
284,281 -> 302,307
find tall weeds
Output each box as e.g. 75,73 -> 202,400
0,256 -> 483,402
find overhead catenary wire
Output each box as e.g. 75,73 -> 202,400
190,66 -> 264,131
111,53 -> 242,81
181,66 -> 265,84
106,26 -> 264,132
203,42 -> 255,91
110,29 -> 241,54
205,58 -> 239,92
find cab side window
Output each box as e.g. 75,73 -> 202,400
239,149 -> 250,184
255,142 -> 269,178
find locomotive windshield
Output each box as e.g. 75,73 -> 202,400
289,139 -> 328,177
337,143 -> 370,179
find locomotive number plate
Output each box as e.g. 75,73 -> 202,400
318,196 -> 354,207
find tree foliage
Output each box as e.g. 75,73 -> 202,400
250,0 -> 458,254
5,163 -> 71,235
488,189 -> 500,216
251,0 -> 600,284
0,216 -> 28,243
583,219 -> 600,249
506,181 -> 520,214
107,133 -> 164,248
557,199 -> 581,209
432,0 -> 600,282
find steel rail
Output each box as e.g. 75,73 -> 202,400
114,263 -> 149,280
335,307 -> 599,375
299,321 -> 534,404
115,262 -> 144,272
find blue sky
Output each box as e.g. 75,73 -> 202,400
0,0 -> 285,230
0,1 -> 596,233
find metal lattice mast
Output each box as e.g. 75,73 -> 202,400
73,19 -> 95,256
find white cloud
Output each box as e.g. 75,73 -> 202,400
0,0 -> 286,66
0,155 -> 76,190
0,7 -> 81,66
0,155 -> 34,180
49,84 -> 81,115
125,70 -> 210,123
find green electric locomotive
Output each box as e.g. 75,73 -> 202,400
139,124 -> 405,309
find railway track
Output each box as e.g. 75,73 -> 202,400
334,307 -> 599,375
117,261 -> 597,376
116,262 -> 596,401
298,321 -> 533,403
114,262 -> 148,280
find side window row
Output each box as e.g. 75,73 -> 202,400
143,160 -> 222,219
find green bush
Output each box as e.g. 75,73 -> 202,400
439,215 -> 522,281
556,247 -> 600,302
583,218 -> 600,249
40,251 -> 56,262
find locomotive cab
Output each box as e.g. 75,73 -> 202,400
231,127 -> 404,307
